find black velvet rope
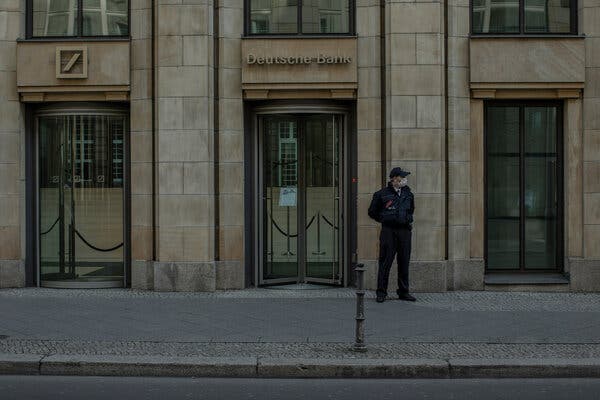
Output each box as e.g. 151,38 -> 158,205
40,217 -> 60,235
74,229 -> 123,252
268,212 -> 316,238
321,214 -> 339,230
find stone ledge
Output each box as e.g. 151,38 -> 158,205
215,260 -> 244,290
0,260 -> 25,289
449,260 -> 485,291
485,273 -> 569,285
362,260 -> 447,292
153,262 -> 216,292
131,260 -> 154,291
569,260 -> 600,292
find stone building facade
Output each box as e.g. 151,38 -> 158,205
0,0 -> 598,292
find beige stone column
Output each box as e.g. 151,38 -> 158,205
130,0 -> 155,289
447,0 -> 483,289
356,0 -> 382,289
0,0 -> 24,288
576,2 -> 600,290
153,0 -> 216,291
469,98 -> 484,264
216,1 -> 245,289
383,0 -> 446,291
565,98 -> 583,263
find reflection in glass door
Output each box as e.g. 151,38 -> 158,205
38,109 -> 127,287
259,113 -> 343,285
485,102 -> 562,271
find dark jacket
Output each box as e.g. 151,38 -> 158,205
368,182 -> 415,229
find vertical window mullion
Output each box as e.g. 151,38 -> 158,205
298,0 -> 302,34
519,0 -> 524,34
572,0 -> 578,34
26,0 -> 32,38
78,0 -> 84,37
519,104 -> 525,271
245,0 -> 249,36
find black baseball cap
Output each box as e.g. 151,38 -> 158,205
389,167 -> 410,178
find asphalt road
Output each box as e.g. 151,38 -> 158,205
1,376 -> 599,400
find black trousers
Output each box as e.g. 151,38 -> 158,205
376,225 -> 412,297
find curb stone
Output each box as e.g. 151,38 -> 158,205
40,355 -> 257,377
256,358 -> 449,378
2,354 -> 600,378
0,354 -> 43,375
448,358 -> 600,379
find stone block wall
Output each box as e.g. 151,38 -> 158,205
447,0 -> 483,290
216,0 -> 245,290
2,0 -> 599,292
577,0 -> 600,290
130,0 -> 154,289
0,0 -> 24,288
153,0 -> 216,291
378,0 -> 447,291
356,0 -> 383,285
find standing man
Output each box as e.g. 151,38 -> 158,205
368,167 -> 416,303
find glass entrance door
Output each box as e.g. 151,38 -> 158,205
38,109 -> 127,287
259,113 -> 343,285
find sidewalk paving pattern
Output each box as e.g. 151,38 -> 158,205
1,288 -> 599,378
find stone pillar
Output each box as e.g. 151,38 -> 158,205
0,0 -> 24,288
153,0 -> 216,291
447,0 -> 483,290
564,98 -> 583,275
469,98 -> 484,264
575,3 -> 600,291
383,0 -> 446,292
356,0 -> 382,289
130,0 -> 155,289
216,1 -> 245,289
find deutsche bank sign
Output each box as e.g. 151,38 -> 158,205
246,54 -> 352,65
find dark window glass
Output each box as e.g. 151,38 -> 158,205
302,0 -> 350,33
472,0 -> 574,34
486,104 -> 561,271
524,0 -> 571,33
486,106 -> 520,269
250,0 -> 298,34
523,106 -> 558,269
248,0 -> 351,34
31,0 -> 128,37
472,0 -> 519,33
33,0 -> 79,36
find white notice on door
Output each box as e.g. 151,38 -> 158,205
279,187 -> 297,207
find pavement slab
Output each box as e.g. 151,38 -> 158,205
0,288 -> 599,378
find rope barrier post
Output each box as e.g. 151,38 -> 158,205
312,211 -> 325,255
352,262 -> 367,352
282,206 -> 294,256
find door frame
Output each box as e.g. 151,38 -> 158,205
31,103 -> 131,288
483,100 -> 565,273
252,103 -> 350,286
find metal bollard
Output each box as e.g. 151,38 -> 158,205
352,263 -> 367,352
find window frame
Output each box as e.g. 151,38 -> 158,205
470,0 -> 578,36
26,0 -> 131,39
244,0 -> 356,37
483,100 -> 565,273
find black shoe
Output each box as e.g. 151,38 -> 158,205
376,295 -> 386,303
398,293 -> 416,302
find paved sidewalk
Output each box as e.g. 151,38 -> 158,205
0,288 -> 600,378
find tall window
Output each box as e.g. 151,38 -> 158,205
30,0 -> 129,37
247,0 -> 352,35
472,0 -> 576,34
485,102 -> 563,272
